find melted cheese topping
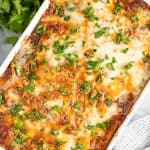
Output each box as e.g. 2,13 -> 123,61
0,0 -> 149,150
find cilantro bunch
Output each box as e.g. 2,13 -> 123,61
0,0 -> 43,33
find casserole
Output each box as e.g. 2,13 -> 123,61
0,0 -> 149,149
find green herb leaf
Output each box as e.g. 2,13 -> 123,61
87,59 -> 103,70
80,81 -> 91,93
116,32 -> 123,44
88,92 -> 102,101
96,72 -> 105,82
114,2 -> 123,15
40,45 -> 49,51
53,40 -> 68,55
30,61 -> 37,69
96,120 -> 110,130
71,141 -> 84,150
105,98 -> 113,106
64,15 -> 71,21
24,84 -> 35,93
0,92 -> 4,104
10,104 -> 23,116
116,30 -> 130,44
65,52 -> 78,66
32,109 -> 42,120
36,24 -> 46,34
15,66 -> 23,76
68,4 -> 76,12
73,102 -> 83,110
121,48 -> 129,54
5,36 -> 18,45
70,24 -> 80,34
107,63 -> 115,70
85,124 -> 95,130
124,61 -> 134,70
51,129 -> 60,136
38,144 -> 45,150
55,140 -> 65,148
59,87 -> 68,96
95,27 -> 109,38
85,6 -> 96,21
131,14 -> 139,22
1,0 -> 11,13
51,105 -> 61,113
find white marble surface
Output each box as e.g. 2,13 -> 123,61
0,27 -> 150,124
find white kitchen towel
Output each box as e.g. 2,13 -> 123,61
113,115 -> 150,150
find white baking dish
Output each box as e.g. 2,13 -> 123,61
0,0 -> 149,149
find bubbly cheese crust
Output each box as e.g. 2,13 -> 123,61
0,0 -> 150,150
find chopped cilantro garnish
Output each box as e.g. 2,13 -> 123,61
30,61 -> 37,69
23,53 -> 31,58
96,72 -> 105,82
73,102 -> 83,110
0,92 -> 4,104
131,14 -> 139,22
64,15 -> 71,21
10,104 -> 23,116
107,63 -> 115,70
36,24 -> 46,34
88,91 -> 103,104
71,141 -> 84,150
40,45 -> 49,51
38,144 -> 45,150
22,113 -> 30,120
85,6 -> 96,21
70,24 -> 80,34
105,98 -> 113,106
51,129 -> 60,136
25,71 -> 38,81
82,40 -> 86,47
114,2 -> 123,15
116,32 -> 123,44
95,27 -> 109,38
55,5 -> 64,17
68,4 -> 76,12
80,81 -> 91,93
56,65 -> 61,72
24,84 -> 35,93
116,30 -> 130,44
15,66 -> 23,76
65,52 -> 78,66
124,61 -> 134,70
142,51 -> 150,62
55,140 -> 65,148
32,109 -> 42,120
112,57 -> 117,63
59,87 -> 68,96
95,22 -> 100,28
96,120 -> 110,130
53,40 -> 68,55
91,130 -> 98,137
85,124 -> 95,130
87,59 -> 103,70
51,105 -> 61,113
121,48 -> 129,54
12,128 -> 26,146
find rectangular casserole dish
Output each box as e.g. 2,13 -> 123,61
0,0 -> 149,149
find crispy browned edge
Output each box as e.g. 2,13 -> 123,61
0,0 -> 149,150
